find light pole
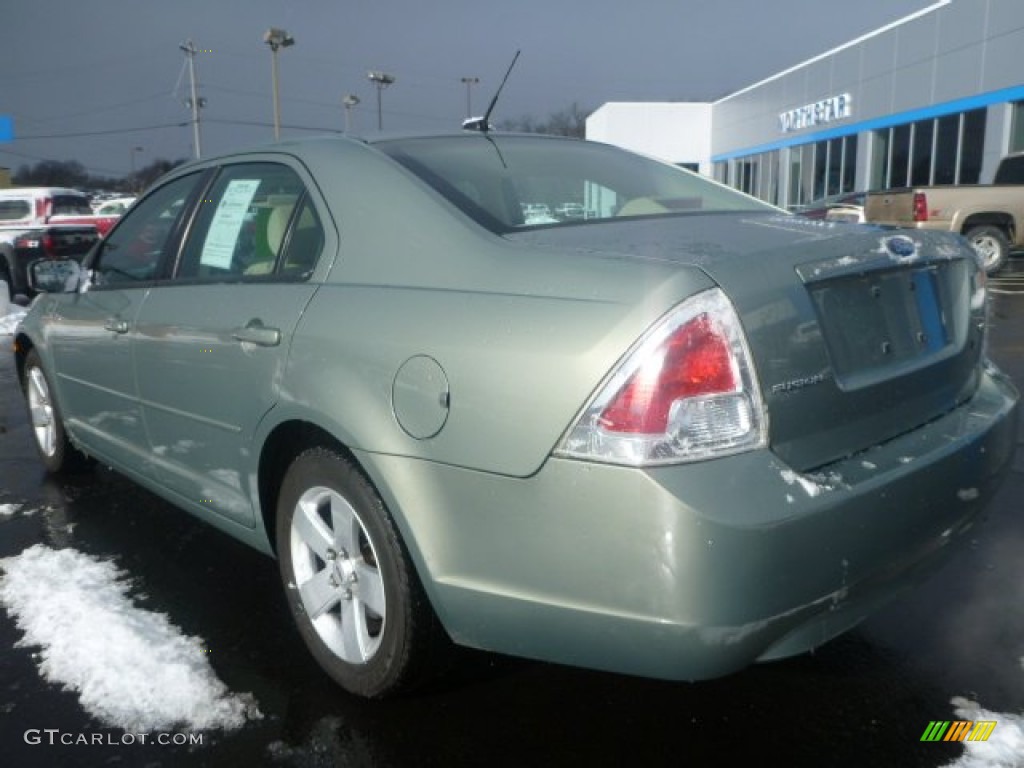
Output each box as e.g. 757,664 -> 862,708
367,71 -> 395,131
342,94 -> 360,133
460,76 -> 479,119
263,27 -> 295,140
129,146 -> 143,193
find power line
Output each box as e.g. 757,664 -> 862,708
204,117 -> 342,133
15,122 -> 189,140
15,92 -> 175,127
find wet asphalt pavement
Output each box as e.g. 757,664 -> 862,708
1,265 -> 1023,768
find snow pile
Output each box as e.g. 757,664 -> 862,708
0,503 -> 21,516
943,694 -> 1024,767
0,544 -> 261,732
0,307 -> 26,335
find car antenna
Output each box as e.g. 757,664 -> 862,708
462,50 -> 521,133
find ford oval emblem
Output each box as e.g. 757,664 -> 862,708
885,235 -> 917,259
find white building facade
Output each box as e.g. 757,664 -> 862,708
586,0 -> 1024,209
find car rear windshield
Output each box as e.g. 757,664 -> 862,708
376,135 -> 774,234
52,195 -> 93,216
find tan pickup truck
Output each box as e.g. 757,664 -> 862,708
864,152 -> 1024,274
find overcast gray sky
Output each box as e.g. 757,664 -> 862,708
1,0 -> 939,180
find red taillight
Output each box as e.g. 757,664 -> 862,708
599,314 -> 736,434
41,234 -> 57,258
913,192 -> 928,222
557,288 -> 766,466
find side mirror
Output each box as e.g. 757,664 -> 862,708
27,259 -> 83,294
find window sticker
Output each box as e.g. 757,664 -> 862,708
200,179 -> 261,269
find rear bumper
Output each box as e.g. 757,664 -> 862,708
360,363 -> 1018,681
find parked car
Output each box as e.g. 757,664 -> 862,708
13,133 -> 1018,699
864,152 -> 1024,274
792,192 -> 866,222
521,202 -> 558,225
92,196 -> 136,217
555,202 -> 586,220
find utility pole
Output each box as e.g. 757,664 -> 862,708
179,40 -> 205,158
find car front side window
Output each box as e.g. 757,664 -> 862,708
92,173 -> 202,287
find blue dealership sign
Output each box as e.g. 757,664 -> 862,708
0,116 -> 12,142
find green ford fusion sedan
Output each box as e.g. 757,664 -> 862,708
12,133 -> 1019,698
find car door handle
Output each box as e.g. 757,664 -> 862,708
232,321 -> 281,347
104,318 -> 129,334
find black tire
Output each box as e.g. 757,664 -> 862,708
275,446 -> 446,698
22,350 -> 93,474
964,225 -> 1010,275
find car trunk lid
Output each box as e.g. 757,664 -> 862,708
508,214 -> 985,472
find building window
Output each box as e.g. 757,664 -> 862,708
960,108 -> 986,184
911,120 -> 934,186
842,136 -> 858,193
934,114 -> 959,184
1011,102 -> 1024,154
871,107 -> 987,188
784,136 -> 856,207
871,130 -> 889,191
891,124 -> 911,188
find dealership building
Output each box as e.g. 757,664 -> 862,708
586,0 -> 1024,209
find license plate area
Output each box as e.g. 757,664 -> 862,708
808,261 -> 966,390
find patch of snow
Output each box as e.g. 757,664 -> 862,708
942,696 -> 1024,768
0,307 -> 27,336
958,488 -> 980,502
861,460 -> 877,470
780,469 -> 824,497
0,503 -> 20,516
0,544 -> 261,732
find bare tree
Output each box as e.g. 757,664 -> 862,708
498,103 -> 589,138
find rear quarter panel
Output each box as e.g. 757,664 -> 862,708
265,140 -> 716,478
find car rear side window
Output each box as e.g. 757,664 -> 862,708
0,199 -> 30,221
994,155 -> 1024,184
176,163 -> 323,281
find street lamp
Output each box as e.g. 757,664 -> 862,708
342,94 -> 360,133
129,146 -> 143,193
367,71 -> 395,131
460,77 -> 479,119
263,27 -> 295,140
